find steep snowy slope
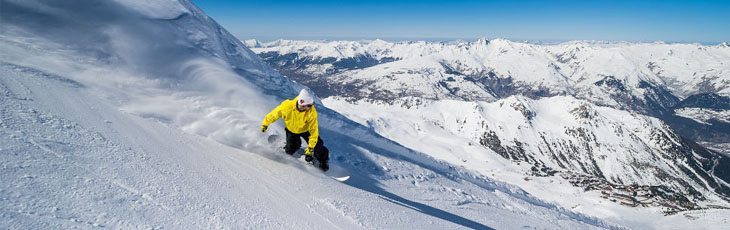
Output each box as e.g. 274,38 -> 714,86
323,96 -> 730,227
0,0 -> 616,229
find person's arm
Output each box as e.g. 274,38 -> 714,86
262,101 -> 286,126
306,110 -> 319,150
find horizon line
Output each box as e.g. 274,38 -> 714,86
239,35 -> 729,46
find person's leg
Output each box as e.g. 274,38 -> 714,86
302,133 -> 329,170
284,128 -> 302,155
312,138 -> 329,164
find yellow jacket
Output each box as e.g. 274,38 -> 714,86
262,97 -> 319,149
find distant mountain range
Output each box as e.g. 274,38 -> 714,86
245,39 -> 729,109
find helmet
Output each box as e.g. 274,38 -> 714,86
297,89 -> 314,106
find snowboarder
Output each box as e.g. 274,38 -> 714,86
261,89 -> 329,171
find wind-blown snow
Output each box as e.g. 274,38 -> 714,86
0,0 -> 620,229
112,0 -> 190,19
0,0 -> 282,151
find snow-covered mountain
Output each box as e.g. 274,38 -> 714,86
249,39 -> 730,114
324,96 -> 730,214
245,38 -> 730,226
0,0 -> 642,229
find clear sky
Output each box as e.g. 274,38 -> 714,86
193,0 -> 730,43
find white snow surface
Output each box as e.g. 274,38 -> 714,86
0,0 -> 622,229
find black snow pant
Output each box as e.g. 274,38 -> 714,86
284,128 -> 329,164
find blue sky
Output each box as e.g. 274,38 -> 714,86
193,0 -> 730,43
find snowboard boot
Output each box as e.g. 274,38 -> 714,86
319,161 -> 329,172
283,146 -> 294,156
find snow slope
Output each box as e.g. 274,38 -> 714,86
0,0 -> 616,229
3,63 -> 615,229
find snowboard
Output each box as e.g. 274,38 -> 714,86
267,134 -> 350,182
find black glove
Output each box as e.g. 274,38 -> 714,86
260,124 -> 268,133
305,154 -> 314,162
